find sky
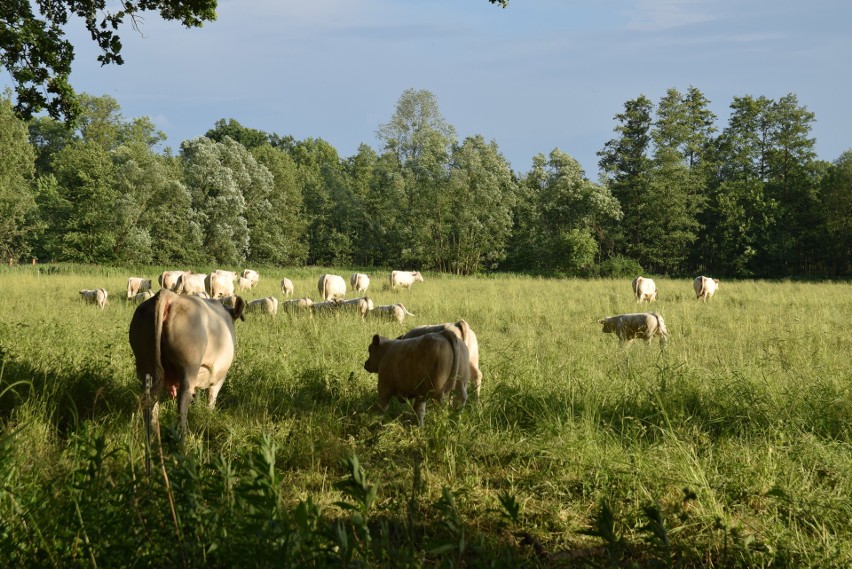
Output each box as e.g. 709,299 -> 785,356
7,0 -> 851,176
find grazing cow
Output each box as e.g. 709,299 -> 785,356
282,297 -> 313,314
399,320 -> 483,398
371,303 -> 415,324
246,296 -> 279,316
632,276 -> 657,303
238,277 -> 253,291
311,299 -> 342,315
175,272 -> 206,295
364,330 -> 470,425
693,276 -> 720,302
128,289 -> 246,434
207,271 -> 236,299
159,270 -> 186,291
317,274 -> 347,301
134,290 -> 155,303
127,277 -> 152,300
350,273 -> 370,293
598,313 -> 668,347
390,270 -> 424,290
339,297 -> 374,318
280,278 -> 294,297
242,269 -> 260,288
80,288 -> 109,309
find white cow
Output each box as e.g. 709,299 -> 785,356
280,278 -> 295,297
175,273 -> 207,295
242,269 -> 260,288
129,290 -> 245,433
632,276 -> 657,303
207,272 -> 236,299
350,273 -> 370,293
238,277 -> 253,291
598,313 -> 668,347
390,270 -> 424,290
246,296 -> 279,316
158,270 -> 186,292
317,274 -> 347,301
80,288 -> 109,309
339,297 -> 375,318
127,277 -> 152,299
693,276 -> 719,302
371,303 -> 415,324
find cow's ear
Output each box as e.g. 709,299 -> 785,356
372,334 -> 381,345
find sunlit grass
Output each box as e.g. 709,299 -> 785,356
0,264 -> 850,566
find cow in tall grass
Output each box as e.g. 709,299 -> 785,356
398,320 -> 483,397
598,312 -> 668,347
390,270 -> 423,290
632,276 -> 657,302
364,330 -> 470,425
318,274 -> 347,301
693,276 -> 719,302
129,290 -> 245,436
127,277 -> 152,299
80,288 -> 108,309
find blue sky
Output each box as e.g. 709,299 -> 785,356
9,0 -> 850,175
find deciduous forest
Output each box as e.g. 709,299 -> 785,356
1,87 -> 849,277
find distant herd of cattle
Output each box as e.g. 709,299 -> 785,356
80,269 -> 719,428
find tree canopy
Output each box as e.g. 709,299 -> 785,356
1,86 -> 848,278
0,1 -> 217,123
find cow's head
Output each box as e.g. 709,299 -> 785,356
227,296 -> 246,321
364,334 -> 388,373
598,318 -> 615,334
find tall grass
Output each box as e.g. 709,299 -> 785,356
1,265 -> 850,566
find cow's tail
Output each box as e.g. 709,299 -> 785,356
652,312 -> 668,346
442,329 -> 464,397
154,290 -> 172,396
455,319 -> 470,346
697,276 -> 708,299
399,303 -> 415,316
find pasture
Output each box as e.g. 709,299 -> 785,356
0,266 -> 850,567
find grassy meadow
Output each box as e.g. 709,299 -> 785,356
0,265 -> 850,567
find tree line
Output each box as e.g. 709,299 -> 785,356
0,87 -> 848,277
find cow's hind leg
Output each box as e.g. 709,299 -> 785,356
176,381 -> 196,434
207,377 -> 226,409
413,397 -> 427,426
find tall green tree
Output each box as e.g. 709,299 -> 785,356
1,1 -> 217,122
112,142 -> 203,265
40,140 -> 117,262
509,149 -> 620,274
443,136 -> 517,274
647,87 -> 715,273
376,89 -> 456,269
250,144 -> 309,265
816,151 -> 852,276
0,95 -> 37,262
180,137 -> 250,265
598,95 -> 655,269
288,137 -> 350,265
